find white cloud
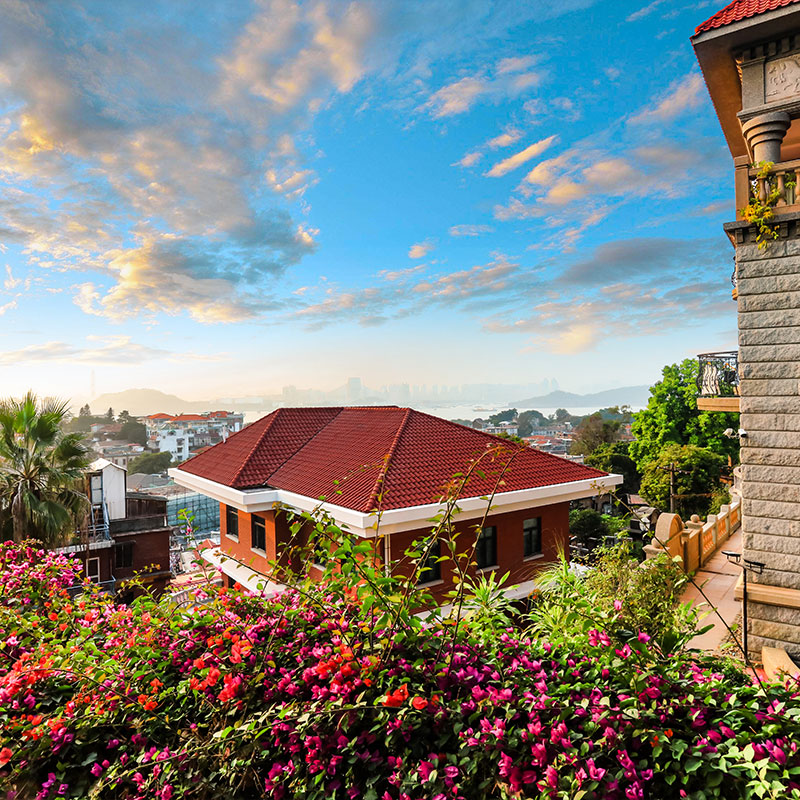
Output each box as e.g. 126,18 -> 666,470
486,135 -> 558,177
449,224 -> 494,237
487,128 -> 522,149
0,336 -> 221,366
408,240 -> 434,259
626,0 -> 667,22
496,55 -> 539,74
628,73 -> 704,124
424,76 -> 488,117
454,150 -> 483,168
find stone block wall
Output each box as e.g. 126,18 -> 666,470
736,233 -> 800,658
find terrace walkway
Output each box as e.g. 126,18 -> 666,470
681,527 -> 742,652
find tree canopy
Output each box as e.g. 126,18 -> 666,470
639,443 -> 728,518
584,442 -> 640,496
569,413 -> 621,456
630,359 -> 739,471
0,392 -> 89,544
128,451 -> 172,474
488,408 -> 517,425
119,419 -> 147,446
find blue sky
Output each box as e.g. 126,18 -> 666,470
0,0 -> 735,403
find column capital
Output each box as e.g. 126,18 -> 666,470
741,111 -> 791,163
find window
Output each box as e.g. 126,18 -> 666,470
225,505 -> 239,539
476,526 -> 497,570
115,542 -> 134,568
523,517 -> 542,558
86,557 -> 100,583
418,539 -> 441,585
251,516 -> 266,552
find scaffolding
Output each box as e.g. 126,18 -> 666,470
164,490 -> 220,536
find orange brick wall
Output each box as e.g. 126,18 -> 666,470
218,500 -> 569,602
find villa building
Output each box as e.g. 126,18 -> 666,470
693,0 -> 800,657
169,407 -> 621,604
140,410 -> 244,462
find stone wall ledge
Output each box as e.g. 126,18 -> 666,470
734,576 -> 800,609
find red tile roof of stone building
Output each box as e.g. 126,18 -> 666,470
695,0 -> 799,34
179,407 -> 609,512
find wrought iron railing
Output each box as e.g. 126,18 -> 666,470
697,351 -> 739,397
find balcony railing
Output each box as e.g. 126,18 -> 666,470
735,157 -> 800,220
697,351 -> 739,398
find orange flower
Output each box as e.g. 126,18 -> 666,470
411,696 -> 428,710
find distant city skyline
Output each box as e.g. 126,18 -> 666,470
0,1 -> 736,400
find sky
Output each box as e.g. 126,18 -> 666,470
0,0 -> 737,404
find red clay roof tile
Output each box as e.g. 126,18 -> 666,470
180,407 -> 609,512
695,0 -> 799,34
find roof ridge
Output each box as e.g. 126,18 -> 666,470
260,407 -> 346,486
364,407 -> 413,512
412,408 -> 526,452
228,409 -> 281,487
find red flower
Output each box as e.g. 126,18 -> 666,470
411,696 -> 428,711
383,684 -> 410,708
0,747 -> 12,767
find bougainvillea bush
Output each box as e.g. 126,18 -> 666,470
2,540 -> 800,800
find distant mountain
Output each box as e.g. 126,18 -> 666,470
87,388 -> 212,417
511,385 -> 651,410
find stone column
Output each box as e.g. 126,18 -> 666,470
741,111 -> 791,163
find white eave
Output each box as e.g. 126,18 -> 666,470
169,466 -> 623,538
201,547 -> 286,595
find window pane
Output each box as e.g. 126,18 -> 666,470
252,517 -> 266,551
226,505 -> 239,538
115,542 -> 133,568
477,526 -> 497,569
418,539 -> 441,584
523,517 -> 542,557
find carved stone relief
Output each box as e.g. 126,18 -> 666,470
766,55 -> 800,103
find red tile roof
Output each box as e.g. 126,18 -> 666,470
146,413 -> 173,419
180,407 -> 609,512
695,0 -> 799,33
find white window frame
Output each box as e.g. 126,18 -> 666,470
86,557 -> 100,583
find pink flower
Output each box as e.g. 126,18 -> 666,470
613,600 -> 623,611
637,632 -> 650,643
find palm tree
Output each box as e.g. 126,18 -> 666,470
0,392 -> 89,545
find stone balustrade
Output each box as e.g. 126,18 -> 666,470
643,497 -> 741,573
734,157 -> 800,219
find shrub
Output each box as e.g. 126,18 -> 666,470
1,540 -> 800,799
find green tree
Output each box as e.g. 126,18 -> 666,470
517,409 -> 547,437
639,443 -> 726,518
585,442 -> 641,496
79,404 -> 91,417
128,451 -> 172,474
0,392 -> 89,545
488,408 -> 517,425
630,359 -> 739,472
569,412 -> 620,455
569,508 -> 612,550
118,410 -> 132,424
105,407 -> 115,421
119,419 -> 147,446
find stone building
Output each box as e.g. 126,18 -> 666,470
692,0 -> 800,657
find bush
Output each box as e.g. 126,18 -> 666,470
2,539 -> 800,799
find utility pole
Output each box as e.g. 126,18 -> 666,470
658,462 -> 690,514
